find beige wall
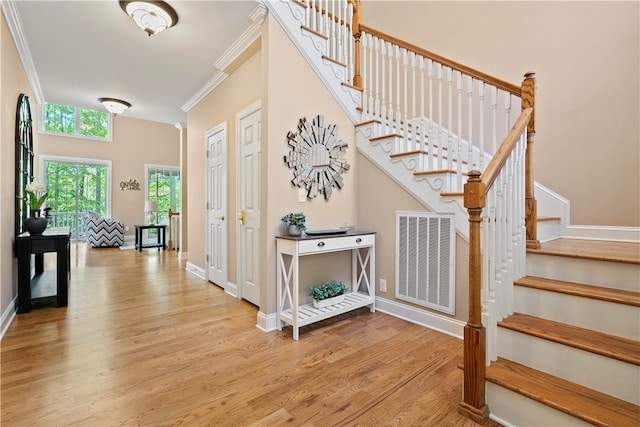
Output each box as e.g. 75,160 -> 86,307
357,154 -> 470,321
1,12 -> 33,318
363,1 -> 640,227
262,16 -> 358,313
36,116 -> 180,233
186,49 -> 262,285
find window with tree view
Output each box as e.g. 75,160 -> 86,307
45,160 -> 110,240
147,166 -> 181,224
43,102 -> 111,140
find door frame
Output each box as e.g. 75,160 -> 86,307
235,100 -> 261,303
204,122 -> 229,292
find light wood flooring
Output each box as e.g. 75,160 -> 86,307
1,243 -> 497,427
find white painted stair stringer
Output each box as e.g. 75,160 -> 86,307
264,0 -> 362,125
356,122 -> 469,239
497,327 -> 640,404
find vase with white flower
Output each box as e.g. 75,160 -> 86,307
21,182 -> 49,235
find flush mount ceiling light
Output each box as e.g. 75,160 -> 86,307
119,1 -> 178,36
99,98 -> 131,115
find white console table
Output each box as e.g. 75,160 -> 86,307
276,231 -> 375,340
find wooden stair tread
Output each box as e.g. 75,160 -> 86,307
499,313 -> 640,365
528,238 -> 640,265
515,275 -> 640,307
486,357 -> 640,427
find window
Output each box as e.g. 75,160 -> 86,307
146,165 -> 181,224
40,156 -> 112,240
42,102 -> 111,141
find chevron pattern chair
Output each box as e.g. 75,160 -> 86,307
85,212 -> 124,248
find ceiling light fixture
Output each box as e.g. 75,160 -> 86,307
99,98 -> 131,115
119,1 -> 179,37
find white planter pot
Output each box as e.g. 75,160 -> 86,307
313,293 -> 345,308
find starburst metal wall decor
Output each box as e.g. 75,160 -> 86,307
284,115 -> 350,200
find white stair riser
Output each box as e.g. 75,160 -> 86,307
537,218 -> 561,242
513,286 -> 640,340
498,328 -> 640,404
527,253 -> 640,292
486,382 -> 593,427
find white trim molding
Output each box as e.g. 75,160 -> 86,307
375,296 -> 466,339
256,311 -> 278,332
1,297 -> 17,341
1,0 -> 45,104
181,3 -> 267,113
185,262 -> 205,280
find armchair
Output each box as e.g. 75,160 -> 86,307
85,212 -> 124,248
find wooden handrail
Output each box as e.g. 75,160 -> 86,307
359,24 -> 521,96
481,108 -> 532,190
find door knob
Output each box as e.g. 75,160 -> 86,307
238,209 -> 246,225
217,216 -> 225,221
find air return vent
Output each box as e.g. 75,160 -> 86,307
396,212 -> 455,314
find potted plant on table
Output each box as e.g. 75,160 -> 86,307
310,280 -> 348,308
281,212 -> 306,236
20,182 -> 49,235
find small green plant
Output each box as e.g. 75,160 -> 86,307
281,212 -> 306,230
310,280 -> 348,302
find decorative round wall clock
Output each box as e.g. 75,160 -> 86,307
283,115 -> 350,200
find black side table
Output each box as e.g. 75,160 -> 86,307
16,227 -> 71,314
134,224 -> 167,252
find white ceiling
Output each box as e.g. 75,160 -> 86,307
12,0 -> 260,125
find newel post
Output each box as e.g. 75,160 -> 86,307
351,0 -> 362,89
521,72 -> 540,249
458,170 -> 490,424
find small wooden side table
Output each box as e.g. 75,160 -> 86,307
134,224 -> 167,252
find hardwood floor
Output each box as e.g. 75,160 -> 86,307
1,243 -> 497,427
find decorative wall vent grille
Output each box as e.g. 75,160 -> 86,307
395,212 -> 455,314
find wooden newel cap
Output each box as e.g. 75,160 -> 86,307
464,170 -> 486,209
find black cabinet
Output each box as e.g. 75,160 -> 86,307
16,227 -> 70,314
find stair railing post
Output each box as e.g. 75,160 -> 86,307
459,170 -> 490,424
351,0 -> 362,89
521,72 -> 540,249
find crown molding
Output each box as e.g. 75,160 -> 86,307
181,2 -> 267,113
1,0 -> 45,104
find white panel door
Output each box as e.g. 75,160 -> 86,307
206,124 -> 227,289
237,105 -> 261,306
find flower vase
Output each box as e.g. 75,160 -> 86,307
288,224 -> 302,237
24,210 -> 48,235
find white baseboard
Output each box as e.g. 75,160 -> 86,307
256,311 -> 278,332
225,281 -> 239,298
1,297 -> 17,341
185,262 -> 205,280
560,225 -> 640,243
375,296 -> 465,339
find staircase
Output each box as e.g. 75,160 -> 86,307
264,1 -> 640,424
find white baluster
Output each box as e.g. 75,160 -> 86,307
456,72 -> 463,190
437,63 -> 443,170
374,37 -> 380,122
479,82 -> 485,171
380,40 -> 388,131
504,92 -> 512,136
491,86 -> 498,155
402,48 -> 409,150
467,76 -> 474,169
427,59 -> 434,169
411,52 -> 417,149
447,67 -> 453,171
419,56 -> 426,156
395,45 -> 401,135
387,42 -> 394,134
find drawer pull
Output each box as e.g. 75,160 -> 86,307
318,242 -> 325,247
356,238 -> 362,243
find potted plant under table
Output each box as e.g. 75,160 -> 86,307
310,280 -> 348,308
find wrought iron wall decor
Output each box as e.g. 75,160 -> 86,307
120,179 -> 141,190
283,115 -> 349,200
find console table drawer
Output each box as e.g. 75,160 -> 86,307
298,233 -> 375,254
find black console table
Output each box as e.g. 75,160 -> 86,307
16,227 -> 71,314
134,224 -> 167,252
